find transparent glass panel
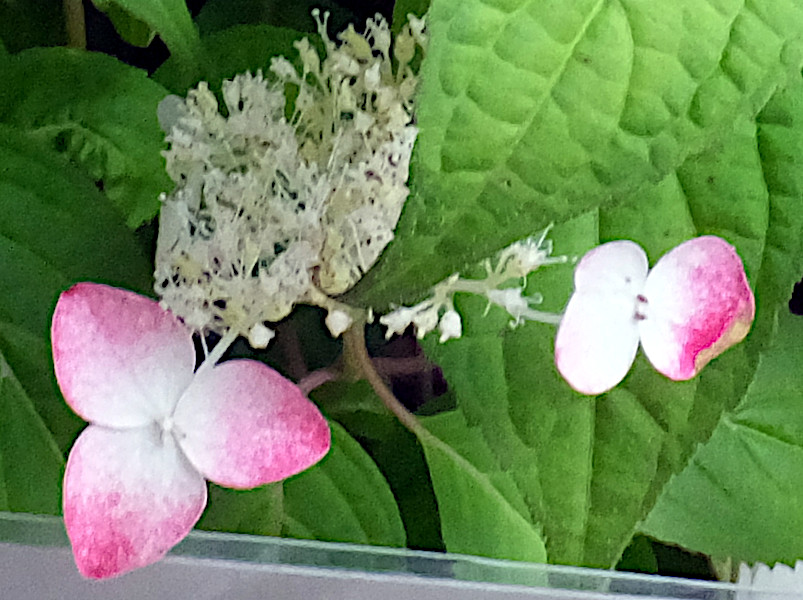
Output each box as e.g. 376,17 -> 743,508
0,512 -> 796,600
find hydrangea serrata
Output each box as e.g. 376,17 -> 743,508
52,283 -> 330,578
555,236 -> 755,395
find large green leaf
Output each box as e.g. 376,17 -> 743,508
352,0 -> 803,308
641,313 -> 803,564
415,77 -> 801,566
90,0 -> 201,64
0,48 -> 172,227
413,213 -> 597,564
0,350 -> 64,515
0,126 -> 153,453
198,422 -> 406,547
640,76 -> 803,564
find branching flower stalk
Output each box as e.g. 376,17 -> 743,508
380,227 -> 569,342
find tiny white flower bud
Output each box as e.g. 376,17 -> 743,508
379,307 -> 415,339
325,309 -> 353,338
412,307 -> 439,339
487,288 -> 529,322
438,309 -> 462,343
364,62 -> 381,91
247,323 -> 275,349
269,56 -> 301,84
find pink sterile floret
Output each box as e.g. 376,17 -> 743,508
555,236 -> 755,396
51,282 -> 331,579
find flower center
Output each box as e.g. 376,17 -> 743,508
634,294 -> 649,321
161,416 -> 175,434
157,415 -> 185,445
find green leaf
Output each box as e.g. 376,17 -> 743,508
98,3 -> 157,47
0,125 -> 153,453
412,214 -> 597,564
311,381 -> 443,551
419,409 -> 548,562
416,99 -> 794,567
751,75 -> 803,353
0,48 -> 172,227
641,312 -> 803,564
199,422 -> 406,547
91,0 -> 201,65
616,535 -> 659,575
153,23 -> 306,95
596,115 -> 771,518
637,77 -> 803,563
194,0 -> 271,36
0,0 -> 66,53
352,0 -> 803,309
0,350 -> 64,515
195,0 -> 356,38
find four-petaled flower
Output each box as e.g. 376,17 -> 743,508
51,283 -> 331,579
555,236 -> 755,395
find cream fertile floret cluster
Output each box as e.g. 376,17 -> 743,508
155,12 -> 425,347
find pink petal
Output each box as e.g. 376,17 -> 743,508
52,283 -> 196,428
173,360 -> 331,489
554,240 -> 648,395
639,236 -> 755,380
63,425 -> 207,579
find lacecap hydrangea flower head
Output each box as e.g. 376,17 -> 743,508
555,236 -> 755,395
155,12 -> 425,348
52,283 -> 330,579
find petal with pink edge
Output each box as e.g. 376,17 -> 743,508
555,290 -> 641,395
174,360 -> 331,489
63,425 -> 207,579
52,283 -> 196,428
639,236 -> 755,381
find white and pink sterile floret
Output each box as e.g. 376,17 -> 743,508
51,283 -> 330,579
555,236 -> 755,395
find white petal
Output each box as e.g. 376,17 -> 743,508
573,240 -> 649,294
555,290 -> 641,395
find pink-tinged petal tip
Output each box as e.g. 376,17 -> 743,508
174,360 -> 331,489
640,236 -> 755,381
63,425 -> 207,579
52,283 -> 196,428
